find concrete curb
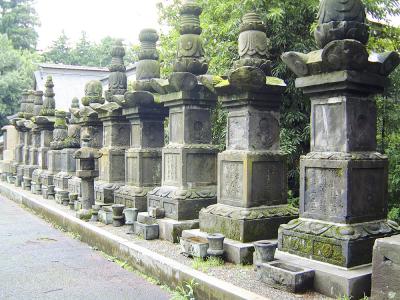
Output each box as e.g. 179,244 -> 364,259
0,182 -> 268,300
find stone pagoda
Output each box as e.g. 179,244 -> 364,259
279,0 -> 400,268
54,98 -> 81,205
74,134 -> 102,220
199,12 -> 298,243
92,41 -> 130,204
114,28 -> 168,211
0,123 -> 18,182
41,110 -> 67,199
69,80 -> 104,206
31,77 -> 56,194
14,91 -> 34,187
146,0 -> 218,241
22,91 -> 44,191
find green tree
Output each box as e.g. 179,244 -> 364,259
43,30 -> 72,64
0,34 -> 40,127
157,0 -> 400,196
44,33 -> 137,67
0,0 -> 39,50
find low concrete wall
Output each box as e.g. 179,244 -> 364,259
0,182 -> 268,300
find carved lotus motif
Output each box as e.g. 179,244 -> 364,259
317,0 -> 366,23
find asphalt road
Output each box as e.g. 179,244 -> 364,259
0,196 -> 171,300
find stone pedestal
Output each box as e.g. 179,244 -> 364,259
114,92 -> 167,210
23,126 -> 40,191
371,235 -> 400,300
31,128 -> 54,194
94,114 -> 130,204
278,72 -> 400,268
74,135 -> 102,219
54,149 -> 77,205
41,150 -> 62,199
148,88 -> 218,221
0,125 -> 18,181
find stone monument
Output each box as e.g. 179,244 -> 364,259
68,81 -> 104,205
146,0 -> 218,241
10,91 -> 30,186
54,98 -> 81,205
114,28 -> 168,210
92,41 -> 130,204
31,77 -> 56,194
22,91 -> 43,191
199,12 -> 298,243
74,134 -> 102,220
41,110 -> 67,199
0,125 -> 18,182
279,0 -> 400,268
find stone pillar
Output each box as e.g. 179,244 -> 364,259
0,125 -> 18,181
93,41 -> 130,204
199,13 -> 297,243
74,80 -> 104,203
114,29 -> 168,211
54,98 -> 81,205
74,134 -> 102,220
148,0 -> 218,221
279,0 -> 400,268
23,91 -> 43,191
13,90 -> 32,187
32,76 -> 56,194
42,110 -> 67,199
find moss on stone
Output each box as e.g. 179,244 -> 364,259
266,76 -> 285,86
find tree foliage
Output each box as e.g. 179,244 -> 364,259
43,31 -> 137,67
0,0 -> 39,50
157,0 -> 400,196
0,34 -> 40,127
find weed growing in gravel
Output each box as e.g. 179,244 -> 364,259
171,279 -> 198,300
192,256 -> 224,272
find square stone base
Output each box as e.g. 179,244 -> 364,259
200,204 -> 297,243
114,186 -> 148,211
278,218 -> 400,268
273,250 -> 372,299
138,212 -> 199,243
68,176 -> 81,197
94,180 -> 122,204
182,229 -> 255,264
371,235 -> 400,300
148,186 -> 217,221
133,222 -> 159,240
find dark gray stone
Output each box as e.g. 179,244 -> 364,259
256,261 -> 315,293
371,235 -> 400,300
133,221 -> 159,240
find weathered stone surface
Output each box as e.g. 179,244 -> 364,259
182,229 -> 255,264
279,0 -> 400,271
133,222 -> 159,240
371,235 -> 400,300
180,236 -> 209,258
199,12 -> 296,244
256,261 -> 315,293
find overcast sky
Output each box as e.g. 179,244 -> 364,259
35,0 -> 400,51
35,0 -> 163,50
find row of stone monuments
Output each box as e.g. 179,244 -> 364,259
0,0 -> 399,298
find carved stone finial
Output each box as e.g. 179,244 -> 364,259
50,110 -> 68,150
18,90 -> 30,118
106,40 -> 127,101
24,90 -> 35,120
136,28 -> 160,81
314,0 -> 369,48
82,80 -> 105,106
173,0 -> 208,75
233,12 -> 271,75
64,98 -> 81,148
41,76 -> 56,116
33,91 -> 44,116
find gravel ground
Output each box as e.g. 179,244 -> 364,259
13,187 -> 331,300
